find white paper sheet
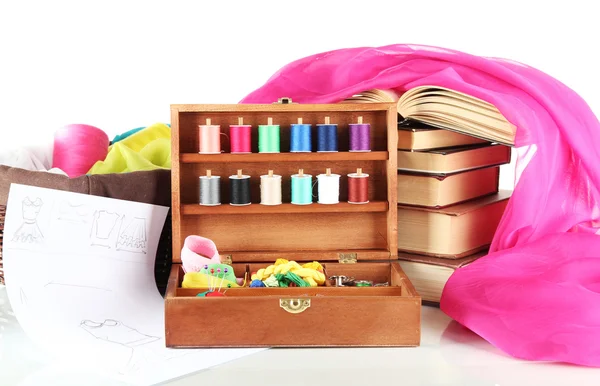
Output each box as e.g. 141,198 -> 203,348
2,184 -> 264,385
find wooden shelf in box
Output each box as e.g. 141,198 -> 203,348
181,201 -> 388,215
181,151 -> 389,163
180,160 -> 388,206
167,102 -> 421,348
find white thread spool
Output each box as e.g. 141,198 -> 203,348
317,168 -> 341,204
260,170 -> 282,205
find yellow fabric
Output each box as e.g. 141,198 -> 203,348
88,123 -> 171,174
251,260 -> 326,286
182,272 -> 241,289
302,261 -> 323,271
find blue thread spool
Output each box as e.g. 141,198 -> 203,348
316,116 -> 338,152
290,117 -> 312,152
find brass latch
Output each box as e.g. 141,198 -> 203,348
220,254 -> 233,265
338,253 -> 357,264
280,299 -> 311,314
274,97 -> 294,104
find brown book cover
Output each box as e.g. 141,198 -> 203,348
397,166 -> 500,207
397,191 -> 511,258
397,250 -> 487,269
397,250 -> 488,303
397,143 -> 511,174
398,126 -> 488,150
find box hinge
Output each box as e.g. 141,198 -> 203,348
220,254 -> 233,265
338,253 -> 357,264
274,97 -> 294,104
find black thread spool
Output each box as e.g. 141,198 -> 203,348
229,169 -> 251,206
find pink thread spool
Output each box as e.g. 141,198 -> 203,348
198,118 -> 221,154
230,117 -> 252,153
52,123 -> 109,178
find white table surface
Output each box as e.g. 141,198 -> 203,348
2,285 -> 600,386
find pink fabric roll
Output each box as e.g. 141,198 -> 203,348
240,44 -> 600,367
52,124 -> 109,178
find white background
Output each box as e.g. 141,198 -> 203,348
1,0 -> 599,191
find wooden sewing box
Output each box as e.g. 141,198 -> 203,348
165,101 -> 421,347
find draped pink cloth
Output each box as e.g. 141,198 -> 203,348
240,44 -> 600,367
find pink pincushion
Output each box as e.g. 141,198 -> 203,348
181,235 -> 221,273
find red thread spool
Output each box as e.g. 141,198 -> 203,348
230,117 -> 252,153
348,168 -> 369,204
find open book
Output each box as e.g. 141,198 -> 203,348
343,86 -> 516,146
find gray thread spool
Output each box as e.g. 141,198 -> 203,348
199,170 -> 221,206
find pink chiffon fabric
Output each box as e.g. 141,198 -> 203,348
240,44 -> 600,367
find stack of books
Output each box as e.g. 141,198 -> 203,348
396,136 -> 511,304
345,85 -> 516,304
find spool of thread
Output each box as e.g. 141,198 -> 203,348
260,170 -> 282,205
316,116 -> 338,152
317,168 -> 341,204
199,170 -> 221,206
230,117 -> 252,154
229,169 -> 251,206
291,169 -> 312,205
349,116 -> 371,152
290,117 -> 312,152
258,117 -> 280,153
52,123 -> 109,178
348,168 -> 369,204
198,118 -> 221,154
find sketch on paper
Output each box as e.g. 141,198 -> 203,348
44,281 -> 112,293
80,319 -> 160,347
116,216 -> 147,254
12,197 -> 44,243
90,210 -> 121,248
57,200 -> 91,223
3,184 -> 264,384
80,319 -> 161,373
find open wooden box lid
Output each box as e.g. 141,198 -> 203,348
170,102 -> 398,265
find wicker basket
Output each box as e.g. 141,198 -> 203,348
0,205 -> 172,295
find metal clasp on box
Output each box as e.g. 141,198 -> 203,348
274,97 -> 294,104
338,253 -> 357,264
280,299 -> 311,314
220,254 -> 232,265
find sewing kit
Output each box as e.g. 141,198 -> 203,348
165,101 -> 421,347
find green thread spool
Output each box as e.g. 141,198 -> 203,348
258,117 -> 280,153
354,280 -> 373,287
291,169 -> 312,205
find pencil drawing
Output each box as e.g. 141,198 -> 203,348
12,197 -> 44,243
116,216 -> 147,254
90,210 -> 121,248
57,200 -> 90,223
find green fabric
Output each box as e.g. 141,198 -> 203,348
112,127 -> 145,144
88,123 -> 171,174
275,272 -> 310,287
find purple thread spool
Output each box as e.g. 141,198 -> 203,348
348,116 -> 371,152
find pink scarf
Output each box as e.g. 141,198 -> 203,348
241,44 -> 600,367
